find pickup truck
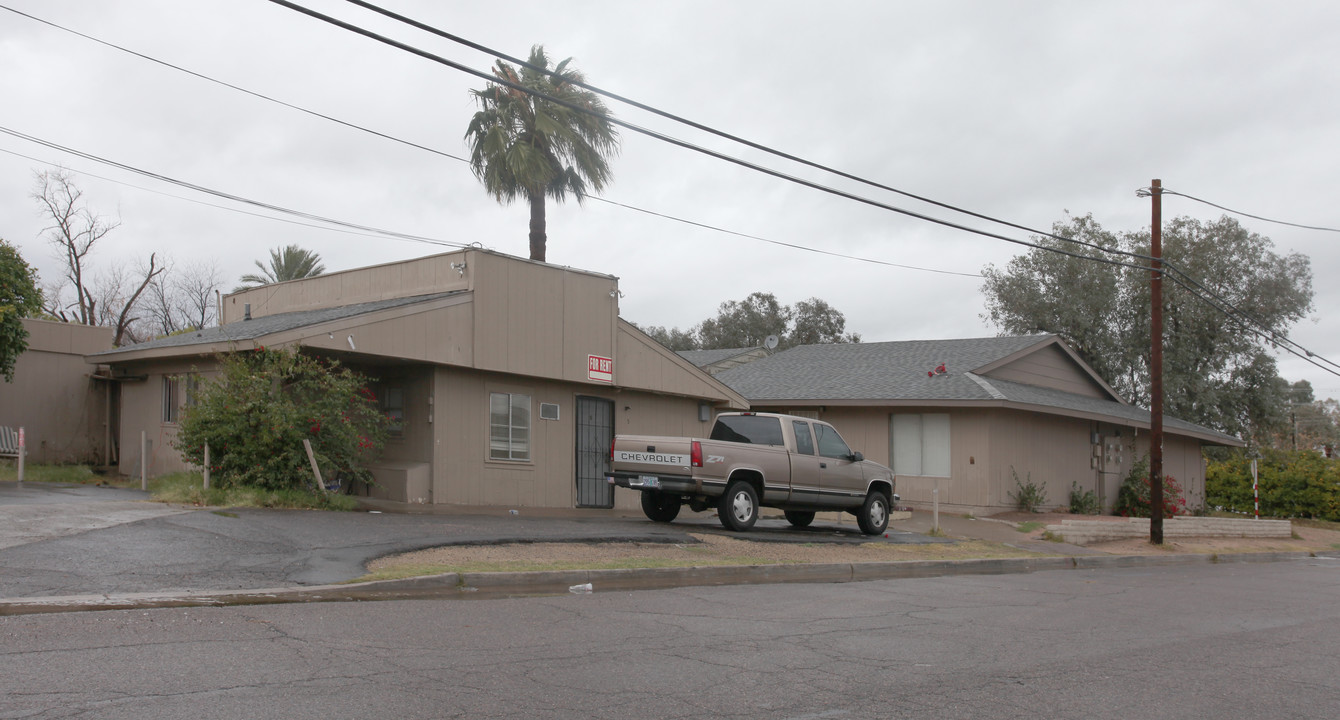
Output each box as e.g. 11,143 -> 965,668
608,412 -> 898,535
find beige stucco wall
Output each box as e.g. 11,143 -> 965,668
757,403 -> 1210,516
431,365 -> 714,510
0,319 -> 112,464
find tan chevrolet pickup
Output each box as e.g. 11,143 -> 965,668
608,412 -> 898,534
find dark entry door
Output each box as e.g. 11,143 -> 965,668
575,396 -> 615,508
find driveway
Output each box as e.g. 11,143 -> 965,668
0,481 -> 953,599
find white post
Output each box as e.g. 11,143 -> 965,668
932,478 -> 940,533
203,443 -> 210,489
1251,458 -> 1259,520
16,426 -> 24,487
140,430 -> 147,491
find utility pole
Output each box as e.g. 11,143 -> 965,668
1149,179 -> 1164,544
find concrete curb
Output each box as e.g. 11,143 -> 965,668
4,549 -> 1335,616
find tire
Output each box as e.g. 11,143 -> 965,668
784,510 -> 815,528
717,481 -> 759,532
640,490 -> 682,523
857,489 -> 891,535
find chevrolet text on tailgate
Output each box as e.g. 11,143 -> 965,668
608,412 -> 898,534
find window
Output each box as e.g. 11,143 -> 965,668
710,415 -> 784,446
489,392 -> 531,461
184,374 -> 200,408
814,424 -> 853,460
890,413 -> 951,477
792,420 -> 815,456
162,376 -> 180,423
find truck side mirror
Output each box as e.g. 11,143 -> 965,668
851,451 -> 864,462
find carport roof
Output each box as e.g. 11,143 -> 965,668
89,292 -> 461,358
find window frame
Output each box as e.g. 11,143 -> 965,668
162,375 -> 181,424
488,391 -> 532,462
890,412 -> 951,477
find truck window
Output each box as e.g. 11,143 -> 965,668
710,415 -> 785,446
792,420 -> 815,455
815,424 -> 853,460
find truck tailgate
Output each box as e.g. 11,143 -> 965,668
610,435 -> 695,476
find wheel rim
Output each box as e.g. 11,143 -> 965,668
869,499 -> 887,527
731,491 -> 754,523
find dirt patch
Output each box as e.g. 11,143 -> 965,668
363,532 -> 1047,579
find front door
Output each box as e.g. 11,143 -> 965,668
575,396 -> 615,508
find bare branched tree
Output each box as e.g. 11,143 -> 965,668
146,258 -> 221,335
32,169 -> 120,324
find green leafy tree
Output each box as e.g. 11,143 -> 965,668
234,245 -> 325,291
641,292 -> 862,351
465,45 -> 619,262
174,347 -> 388,491
0,239 -> 43,382
982,214 -> 1313,440
790,297 -> 861,346
637,324 -> 697,351
696,292 -> 791,349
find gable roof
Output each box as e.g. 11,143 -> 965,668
714,335 -> 1076,402
714,335 -> 1241,446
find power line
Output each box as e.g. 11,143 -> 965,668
0,2 -> 979,281
265,0 -> 1156,275
1162,188 -> 1340,234
277,0 -> 1340,371
8,3 -> 1332,375
0,145 -> 460,246
337,0 -> 1155,267
0,126 -> 468,250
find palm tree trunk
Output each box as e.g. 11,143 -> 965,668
528,192 -> 547,262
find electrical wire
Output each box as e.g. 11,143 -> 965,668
0,127 -> 468,250
0,2 -> 979,281
1162,189 -> 1340,234
264,0 -> 1156,275
0,146 -> 462,246
6,3 -> 1333,376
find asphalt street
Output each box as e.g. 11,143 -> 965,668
4,558 -> 1338,719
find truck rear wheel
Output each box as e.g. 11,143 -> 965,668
857,489 -> 890,535
784,510 -> 815,528
640,490 -> 682,523
718,481 -> 759,532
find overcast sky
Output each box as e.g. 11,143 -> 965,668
2,0 -> 1336,399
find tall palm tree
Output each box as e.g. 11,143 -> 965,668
234,245 -> 325,291
464,45 -> 619,262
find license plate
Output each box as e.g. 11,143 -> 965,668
638,475 -> 660,488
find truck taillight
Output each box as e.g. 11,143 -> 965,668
610,437 -> 617,462
691,440 -> 702,468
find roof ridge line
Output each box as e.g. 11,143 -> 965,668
964,371 -> 1006,400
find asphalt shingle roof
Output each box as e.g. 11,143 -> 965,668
91,292 -> 461,356
714,335 -> 1052,401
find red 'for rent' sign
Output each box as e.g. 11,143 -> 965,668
588,355 -> 613,383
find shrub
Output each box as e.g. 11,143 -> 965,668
1069,480 -> 1101,515
1207,448 -> 1340,520
175,347 -> 389,492
1008,466 -> 1047,513
1113,456 -> 1187,517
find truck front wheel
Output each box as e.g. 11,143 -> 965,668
640,490 -> 682,523
718,481 -> 759,532
857,490 -> 891,535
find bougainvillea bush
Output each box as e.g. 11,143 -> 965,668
175,347 -> 389,491
1113,457 -> 1188,518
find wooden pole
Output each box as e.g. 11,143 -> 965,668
1150,178 -> 1164,544
303,439 -> 327,494
140,430 -> 147,491
203,443 -> 211,490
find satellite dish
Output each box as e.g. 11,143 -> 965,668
764,335 -> 780,350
